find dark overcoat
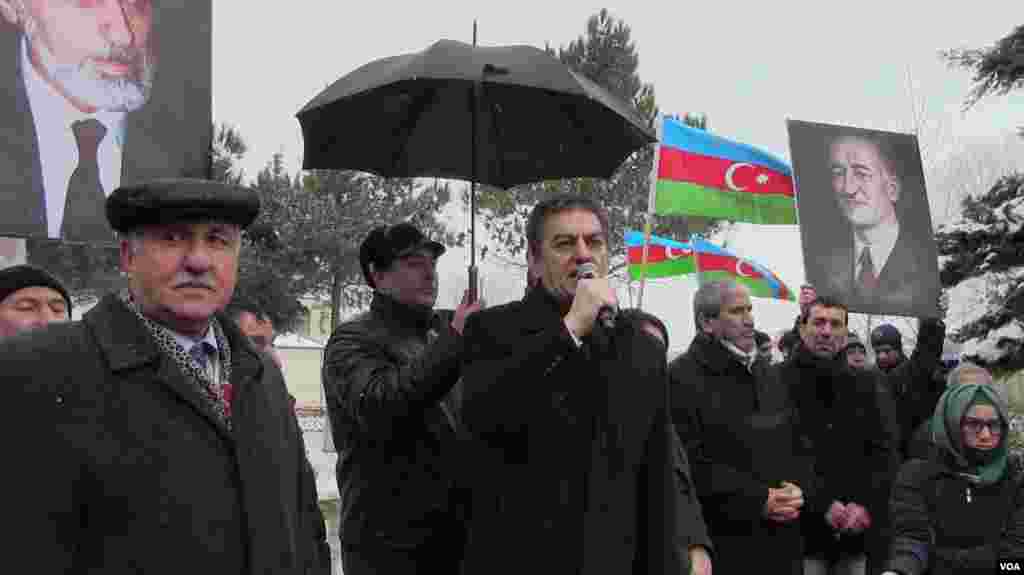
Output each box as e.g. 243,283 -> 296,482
1,294 -> 330,574
817,224 -> 939,318
669,334 -> 805,575
458,288 -> 710,575
780,347 -> 895,561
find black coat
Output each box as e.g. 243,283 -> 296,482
669,334 -> 805,575
815,223 -> 940,318
886,455 -> 1024,575
321,293 -> 465,550
0,294 -> 329,574
459,288 -> 710,575
877,319 -> 946,462
780,347 -> 896,558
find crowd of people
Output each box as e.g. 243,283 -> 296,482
2,181 -> 1022,574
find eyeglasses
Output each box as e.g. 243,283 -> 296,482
962,417 -> 1004,435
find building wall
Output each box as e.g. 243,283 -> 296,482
278,346 -> 325,406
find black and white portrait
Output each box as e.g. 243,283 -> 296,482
787,120 -> 940,318
0,0 -> 211,242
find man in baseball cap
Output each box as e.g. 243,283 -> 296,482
0,264 -> 71,338
325,221 -> 480,575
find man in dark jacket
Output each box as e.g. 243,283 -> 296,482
322,222 -> 481,575
1,178 -> 330,574
670,279 -> 807,575
870,320 -> 946,462
459,194 -> 712,575
784,295 -> 895,575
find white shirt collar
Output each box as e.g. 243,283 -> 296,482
853,220 -> 900,278
21,35 -> 126,238
170,326 -> 219,356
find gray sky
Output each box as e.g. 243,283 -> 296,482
212,2 -> 1024,351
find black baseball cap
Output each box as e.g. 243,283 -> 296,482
359,223 -> 445,288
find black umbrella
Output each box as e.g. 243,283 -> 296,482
296,38 -> 655,297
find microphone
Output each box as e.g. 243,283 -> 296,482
577,262 -> 617,330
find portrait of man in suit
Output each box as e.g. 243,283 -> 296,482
0,0 -> 212,243
787,120 -> 940,318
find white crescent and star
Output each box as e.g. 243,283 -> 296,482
724,162 -> 754,191
735,259 -> 754,278
666,246 -> 689,259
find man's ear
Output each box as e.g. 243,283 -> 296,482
884,172 -> 900,204
526,248 -> 539,284
697,314 -> 714,335
119,239 -> 135,276
367,262 -> 381,288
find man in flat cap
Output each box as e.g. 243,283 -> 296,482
0,178 -> 330,574
322,222 -> 481,575
0,263 -> 71,338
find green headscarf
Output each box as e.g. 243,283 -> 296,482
930,382 -> 1010,486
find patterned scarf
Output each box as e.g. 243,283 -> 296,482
119,290 -> 234,429
720,338 -> 758,372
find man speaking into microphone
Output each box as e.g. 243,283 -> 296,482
458,194 -> 712,575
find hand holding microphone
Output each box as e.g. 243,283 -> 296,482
564,262 -> 618,339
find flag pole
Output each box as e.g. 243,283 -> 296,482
638,113 -> 664,311
692,233 -> 703,287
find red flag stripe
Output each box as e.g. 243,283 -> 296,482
658,147 -> 795,198
697,253 -> 766,280
627,244 -> 693,265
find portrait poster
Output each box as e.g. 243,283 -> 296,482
0,1 -> 212,305
786,120 -> 940,318
0,0 -> 212,242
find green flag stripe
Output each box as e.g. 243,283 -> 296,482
627,258 -> 696,280
653,180 -> 797,225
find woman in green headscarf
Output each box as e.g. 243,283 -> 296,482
881,363 -> 1024,575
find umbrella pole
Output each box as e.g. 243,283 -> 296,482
468,19 -> 480,302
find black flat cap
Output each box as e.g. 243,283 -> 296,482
106,178 -> 260,233
0,265 -> 72,314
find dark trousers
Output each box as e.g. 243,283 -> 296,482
341,539 -> 462,575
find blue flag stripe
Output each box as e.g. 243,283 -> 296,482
661,117 -> 792,176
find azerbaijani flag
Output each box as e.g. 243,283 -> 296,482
652,116 -> 797,225
692,237 -> 795,301
625,231 -> 694,280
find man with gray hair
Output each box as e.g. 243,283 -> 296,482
0,0 -> 157,239
1,178 -> 330,573
822,134 -> 934,310
670,279 -> 807,575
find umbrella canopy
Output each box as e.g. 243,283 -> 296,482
296,39 -> 655,188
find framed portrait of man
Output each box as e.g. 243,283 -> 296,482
787,120 -> 940,318
0,0 -> 212,242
